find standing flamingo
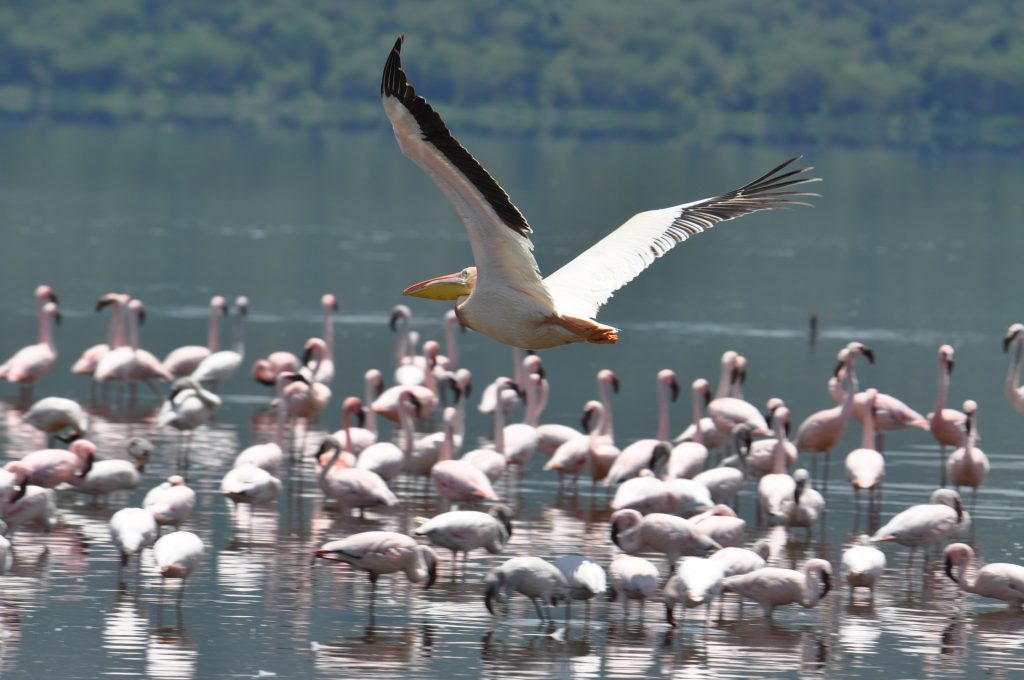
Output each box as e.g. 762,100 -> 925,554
845,389 -> 885,516
414,505 -> 512,567
722,559 -> 832,619
144,475 -> 196,529
152,531 -> 204,604
5,438 -> 96,492
72,293 -> 128,376
667,378 -> 711,480
756,407 -> 796,523
357,391 -> 418,482
871,488 -> 968,571
928,345 -> 969,487
191,296 -> 247,389
94,299 -> 172,394
943,543 -> 1024,609
312,293 -> 338,385
314,436 -> 398,514
22,396 -> 90,443
608,554 -> 660,617
610,509 -> 721,568
778,469 -> 826,540
109,507 -> 158,567
604,369 -> 678,486
431,408 -> 500,501
842,543 -> 886,602
946,400 -> 988,515
484,556 -> 568,621
795,348 -> 854,484
0,295 -> 60,395
1003,323 -> 1024,414
664,556 -> 726,626
315,531 -> 437,596
163,296 -> 229,377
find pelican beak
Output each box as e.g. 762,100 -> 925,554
403,272 -> 472,300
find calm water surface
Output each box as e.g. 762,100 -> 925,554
0,126 -> 1022,679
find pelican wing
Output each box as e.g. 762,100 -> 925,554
544,158 -> 820,319
380,37 -> 551,302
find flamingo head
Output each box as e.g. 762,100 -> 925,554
658,369 -> 679,402
321,293 -> 338,311
35,285 -> 58,305
692,378 -> 711,407
234,296 -> 249,316
1003,323 -> 1024,352
302,338 -> 327,365
44,302 -> 61,325
388,304 -> 411,330
403,267 -> 476,301
581,401 -> 602,433
599,369 -> 620,393
488,504 -> 514,539
938,344 -> 955,372
211,296 -> 228,314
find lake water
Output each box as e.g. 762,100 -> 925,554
0,124 -> 1022,679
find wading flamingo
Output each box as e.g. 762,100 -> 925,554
162,296 -> 228,377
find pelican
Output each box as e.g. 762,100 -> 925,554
382,37 -> 818,350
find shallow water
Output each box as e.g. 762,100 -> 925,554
0,125 -> 1021,679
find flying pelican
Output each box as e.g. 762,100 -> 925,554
382,37 -> 818,350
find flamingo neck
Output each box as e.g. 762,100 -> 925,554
848,359 -> 861,394
362,379 -> 378,436
802,567 -> 821,607
128,310 -> 139,351
838,374 -> 855,418
398,400 -> 415,455
771,419 -> 787,474
1007,339 -> 1022,403
512,349 -> 524,387
492,396 -> 507,453
861,404 -> 877,450
524,378 -> 543,426
598,380 -> 614,441
588,408 -> 606,446
320,446 -> 343,482
715,360 -> 731,399
207,306 -> 220,352
691,390 -> 704,446
323,305 -> 334,357
440,420 -> 454,462
393,320 -> 408,368
935,360 -> 949,413
657,382 -> 670,442
39,310 -> 56,351
105,303 -> 124,348
341,407 -> 355,454
272,383 -> 287,448
232,312 -> 245,357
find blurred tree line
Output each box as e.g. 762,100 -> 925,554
0,0 -> 1021,148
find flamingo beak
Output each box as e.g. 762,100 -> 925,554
611,375 -> 620,393
945,556 -> 956,583
610,522 -> 621,548
1003,331 -> 1018,352
665,603 -> 676,627
862,347 -> 875,364
356,407 -> 366,429
424,555 -> 437,589
669,379 -> 679,402
403,272 -> 472,301
820,571 -> 832,598
484,583 -> 498,615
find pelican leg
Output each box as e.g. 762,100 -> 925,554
545,315 -> 618,344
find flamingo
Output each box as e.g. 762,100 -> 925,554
71,292 -> 128,376
144,475 -> 196,529
928,345 -> 969,487
413,505 -> 512,566
723,558 -> 832,619
94,298 -> 172,393
431,407 -> 499,502
690,504 -> 746,548
315,531 -> 437,596
5,438 -> 96,492
1003,323 -> 1024,414
693,424 -> 751,506
842,344 -> 929,449
674,352 -> 739,449
554,555 -> 607,615
943,543 -> 1024,609
778,469 -> 826,540
21,396 -> 89,443
326,395 -> 375,461
667,378 -> 712,480
156,378 -> 222,461
729,355 -> 749,399
545,400 -> 617,487
706,384 -> 772,441
0,297 -> 60,392
604,369 -> 678,486
314,436 -> 398,513
0,485 -> 57,533
460,385 -> 513,483
610,472 -> 680,515
312,293 -> 337,385
162,296 -> 228,377
251,351 -> 301,387
709,540 -> 770,577
664,556 -> 726,626
232,374 -> 294,475
946,400 -> 988,514
484,556 -> 568,621
220,463 -> 281,507
152,531 -> 204,603
845,389 -> 885,514
486,378 -> 537,466
284,338 -> 332,420
756,407 -> 796,522
610,509 -> 721,567
385,38 -> 818,349
608,554 -> 660,616
842,543 -> 886,601
357,391 -> 418,482
389,304 -> 424,386
191,296 -> 247,388
109,507 -> 158,567
372,342 -> 439,424
871,488 -> 969,571
73,437 -> 150,499
795,348 -> 855,483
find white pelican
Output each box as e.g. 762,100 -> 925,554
382,37 -> 818,350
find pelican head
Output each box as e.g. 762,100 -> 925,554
403,267 -> 477,301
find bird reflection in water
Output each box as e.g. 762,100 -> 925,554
102,586 -> 148,673
313,621 -> 435,676
146,626 -> 197,680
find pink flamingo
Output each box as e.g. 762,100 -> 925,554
191,296 -> 247,389
144,475 -> 196,529
314,436 -> 397,514
545,400 -> 607,486
0,293 -> 60,394
929,346 -> 969,488
843,344 -> 929,449
663,556 -> 726,626
674,352 -> 739,449
329,395 -> 377,457
1003,323 -> 1024,414
484,556 -> 568,621
488,378 -> 538,466
943,543 -> 1024,609
778,468 -> 826,540
667,378 -> 711,480
607,554 -> 660,616
72,292 -> 128,376
535,366 -> 617,456
461,387 -> 513,483
152,531 -> 204,604
690,504 -> 746,548
845,388 -> 885,515
357,391 -> 417,482
795,348 -> 854,485
756,406 -> 796,522
434,308 -> 463,372
162,296 -> 228,377
946,400 -> 988,514
251,351 -> 301,387
282,344 -> 331,420
315,531 -> 437,594
432,407 -> 499,501
313,293 -> 337,385
706,379 -> 772,440
109,507 -> 158,568
604,369 -> 678,486
872,488 -> 968,571
372,341 -> 439,423
414,505 -> 513,566
5,439 -> 96,494
723,559 -> 832,619
232,374 -> 292,475
94,299 -> 171,394
610,509 -> 721,568
693,424 -> 751,506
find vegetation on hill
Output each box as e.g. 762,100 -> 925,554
0,1 -> 1021,148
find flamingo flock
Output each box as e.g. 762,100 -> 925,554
0,280 -> 1021,639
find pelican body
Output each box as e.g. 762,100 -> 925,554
382,37 -> 818,350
